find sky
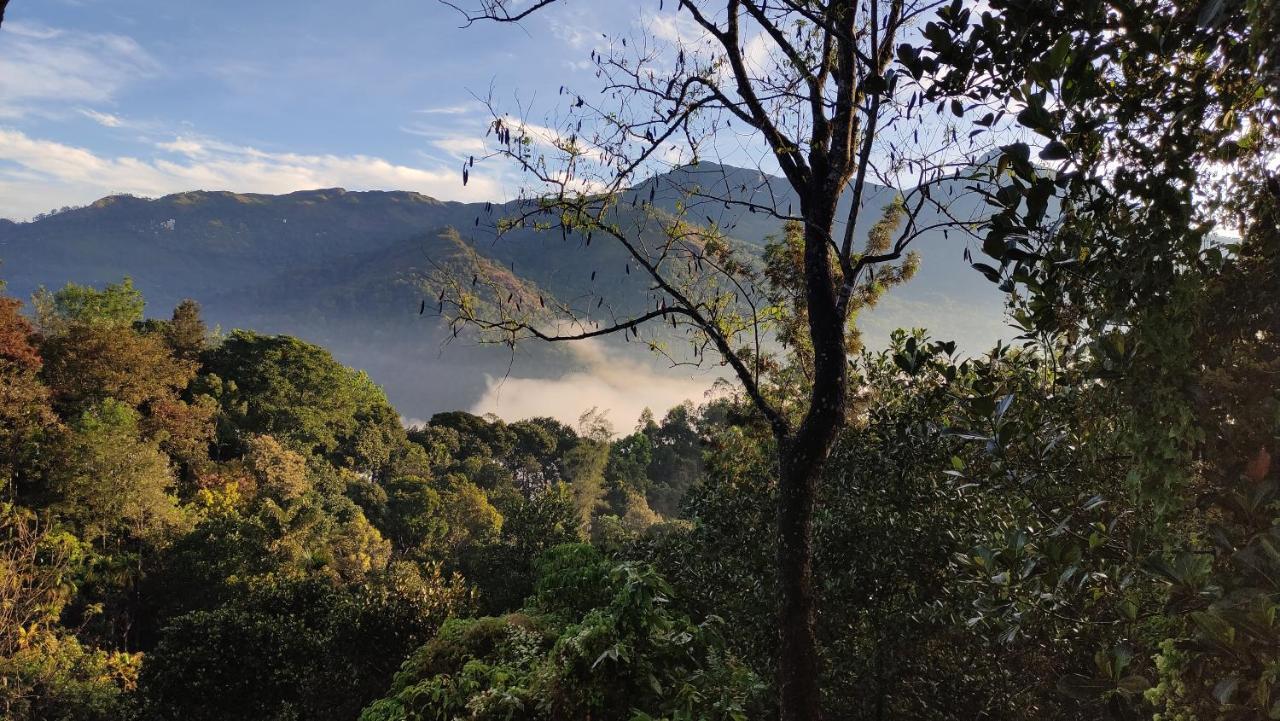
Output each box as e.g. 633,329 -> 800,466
0,0 -> 1015,425
0,0 -> 666,220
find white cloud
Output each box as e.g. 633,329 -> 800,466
155,136 -> 210,158
642,10 -> 708,47
399,120 -> 488,160
432,136 -> 487,157
4,23 -> 62,40
742,33 -> 773,76
415,103 -> 479,115
78,108 -> 125,127
547,16 -> 600,50
0,128 -> 505,219
470,339 -> 721,431
0,22 -> 158,118
409,111 -> 615,194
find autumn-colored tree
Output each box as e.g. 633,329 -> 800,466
0,296 -> 43,372
40,320 -> 198,417
0,295 -> 57,494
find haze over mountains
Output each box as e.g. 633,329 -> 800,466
0,163 -> 1009,423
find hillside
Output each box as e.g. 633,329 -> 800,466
0,165 -> 1010,418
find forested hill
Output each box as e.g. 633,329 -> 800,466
0,164 -> 1008,417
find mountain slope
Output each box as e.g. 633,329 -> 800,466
0,165 -> 1011,418
0,188 -> 480,309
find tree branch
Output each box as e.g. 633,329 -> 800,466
440,0 -> 560,26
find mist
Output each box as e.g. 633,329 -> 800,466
470,339 -> 723,432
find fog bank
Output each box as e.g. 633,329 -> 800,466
470,340 -> 721,431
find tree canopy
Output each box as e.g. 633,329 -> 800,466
1,0 -> 1276,719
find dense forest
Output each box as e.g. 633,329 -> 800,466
3,196 -> 1277,721
0,277 -> 731,719
2,0 -> 1278,719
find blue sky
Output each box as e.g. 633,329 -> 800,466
0,0 -> 665,219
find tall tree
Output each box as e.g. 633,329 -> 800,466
562,409 -> 613,535
52,399 -> 181,546
202,331 -> 406,472
0,294 -> 56,494
438,2 -> 989,717
33,278 -> 145,332
928,0 -> 1279,715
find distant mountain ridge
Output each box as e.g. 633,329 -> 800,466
0,164 -> 1010,418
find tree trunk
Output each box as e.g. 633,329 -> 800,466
777,440 -> 826,721
777,206 -> 848,721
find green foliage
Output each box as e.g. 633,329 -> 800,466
460,483 -> 580,615
379,476 -> 446,552
425,411 -> 518,464
605,431 -> 653,504
530,543 -> 611,620
1143,170 -> 1280,721
360,549 -> 762,721
164,452 -> 391,592
35,278 -> 144,330
0,628 -> 141,721
160,299 -> 207,360
142,571 -> 471,721
51,399 -> 183,545
0,504 -> 139,721
641,403 -> 705,517
201,331 -> 406,472
439,480 -> 503,549
925,3 -> 1280,718
562,436 -> 609,536
509,417 -> 576,489
1,279 -> 605,720
2,10 -> 1276,712
642,336 -> 1028,718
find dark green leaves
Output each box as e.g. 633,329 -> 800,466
1039,140 -> 1071,160
971,262 -> 1001,283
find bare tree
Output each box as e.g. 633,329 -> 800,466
437,1 -> 999,718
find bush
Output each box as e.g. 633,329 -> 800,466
361,548 -> 762,721
0,629 -> 140,721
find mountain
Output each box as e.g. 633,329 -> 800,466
0,165 -> 1010,420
